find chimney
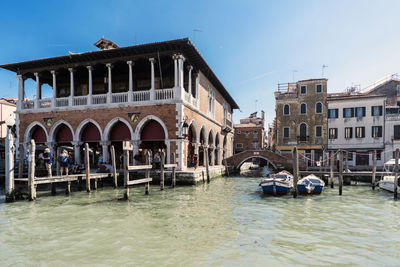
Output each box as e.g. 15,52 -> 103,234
261,110 -> 265,120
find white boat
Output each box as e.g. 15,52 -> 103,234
259,171 -> 293,195
297,174 -> 325,194
379,159 -> 400,193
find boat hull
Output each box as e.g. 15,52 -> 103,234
260,181 -> 291,195
298,185 -> 324,194
379,180 -> 400,193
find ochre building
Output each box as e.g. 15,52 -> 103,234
0,38 -> 238,171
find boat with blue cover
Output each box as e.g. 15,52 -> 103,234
297,174 -> 325,194
259,171 -> 293,195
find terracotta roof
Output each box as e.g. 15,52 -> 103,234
0,38 -> 239,109
234,123 -> 263,128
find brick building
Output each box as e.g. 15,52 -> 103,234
233,111 -> 265,154
0,38 -> 238,172
274,79 -> 328,165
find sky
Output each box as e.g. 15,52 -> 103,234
1,0 -> 400,125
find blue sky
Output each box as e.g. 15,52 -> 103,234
1,0 -> 400,124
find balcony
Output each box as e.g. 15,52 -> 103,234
222,118 -> 233,133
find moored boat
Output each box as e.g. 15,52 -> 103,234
379,159 -> 400,193
297,174 -> 325,194
259,171 -> 293,195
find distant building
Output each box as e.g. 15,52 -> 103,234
233,111 -> 265,154
274,79 -> 328,166
327,93 -> 386,168
0,98 -> 17,169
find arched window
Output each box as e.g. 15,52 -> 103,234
300,103 -> 307,114
316,102 -> 322,114
283,104 -> 290,115
299,123 -> 307,141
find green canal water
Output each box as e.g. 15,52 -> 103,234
1,177 -> 400,266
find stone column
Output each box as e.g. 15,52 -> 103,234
177,55 -> 185,88
87,66 -> 93,105
51,70 -> 57,108
127,61 -> 133,102
209,146 -> 215,166
165,139 -> 171,165
101,141 -> 110,163
17,74 -> 24,111
217,147 -> 222,165
106,63 -> 112,103
68,68 -> 74,106
34,72 -> 40,109
188,65 -> 193,99
5,128 -> 14,201
203,146 -> 208,167
71,141 -> 81,164
131,140 -> 140,165
173,54 -> 178,88
149,58 -> 155,100
195,73 -> 200,107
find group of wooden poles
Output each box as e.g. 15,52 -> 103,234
8,139 -> 177,201
292,147 -> 400,199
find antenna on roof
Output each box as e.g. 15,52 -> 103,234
292,70 -> 298,82
193,29 -> 203,43
322,64 -> 328,77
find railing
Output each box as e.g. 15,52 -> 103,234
277,83 -> 297,93
112,92 -> 128,103
362,73 -> 400,93
132,90 -> 150,102
155,88 -> 174,100
73,96 -> 88,106
23,100 -> 34,110
39,98 -> 52,108
191,97 -> 197,107
56,97 -> 69,107
92,94 -> 107,105
184,91 -> 191,102
386,114 -> 400,121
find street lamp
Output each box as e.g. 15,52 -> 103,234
181,121 -> 189,139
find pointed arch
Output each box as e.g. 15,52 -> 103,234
49,120 -> 75,143
134,115 -> 169,140
24,121 -> 49,144
75,118 -> 103,141
104,117 -> 135,141
208,129 -> 215,147
199,125 -> 207,146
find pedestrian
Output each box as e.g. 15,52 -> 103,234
43,148 -> 53,177
59,150 -> 69,176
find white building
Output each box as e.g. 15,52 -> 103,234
384,106 -> 400,162
327,93 -> 386,169
0,98 -> 16,140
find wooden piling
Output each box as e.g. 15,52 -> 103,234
160,151 -> 165,190
224,159 -> 230,177
345,151 -> 349,172
395,149 -> 399,199
292,147 -> 298,198
124,149 -> 130,199
202,170 -> 205,183
66,181 -> 71,195
56,147 -> 61,176
372,150 -> 377,190
319,156 -> 323,181
205,147 -> 210,183
330,151 -> 334,188
111,145 -> 117,188
5,128 -> 15,202
145,150 -> 150,194
28,140 -> 36,201
85,143 -> 90,192
18,145 -> 23,179
171,153 -> 176,188
339,149 -> 343,195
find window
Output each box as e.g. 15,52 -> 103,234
315,102 -> 322,114
355,127 -> 365,138
316,84 -> 322,93
395,125 -> 400,140
252,141 -> 259,149
207,86 -> 215,117
345,127 -> 353,139
376,151 -> 381,160
283,104 -> 290,115
300,85 -> 307,94
328,109 -> 338,118
371,106 -> 383,116
355,107 -> 366,117
236,143 -> 243,148
372,126 -> 382,138
299,123 -> 307,141
245,131 -> 249,138
300,103 -> 307,114
343,108 -> 354,118
397,85 -> 400,95
253,131 -> 258,138
283,127 -> 290,138
315,126 -> 322,137
329,128 -> 337,139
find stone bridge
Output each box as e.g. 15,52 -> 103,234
225,150 -> 304,172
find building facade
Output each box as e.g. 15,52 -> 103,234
0,38 -> 238,171
327,93 -> 386,168
233,111 -> 265,154
274,79 -> 328,165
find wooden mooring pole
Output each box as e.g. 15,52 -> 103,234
319,156 -> 323,181
18,145 -> 23,179
5,128 -> 15,202
205,147 -> 210,183
160,151 -> 165,190
145,151 -> 150,194
372,150 -> 377,190
85,143 -> 91,192
224,158 -> 230,177
394,149 -> 399,200
292,147 -> 298,198
339,149 -> 343,195
124,149 -> 129,199
111,145 -> 117,188
330,151 -> 334,188
171,153 -> 176,188
28,140 -> 36,201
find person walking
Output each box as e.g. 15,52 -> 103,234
43,148 -> 53,177
59,150 -> 69,176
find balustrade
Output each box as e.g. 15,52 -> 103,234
155,88 -> 174,100
132,90 -> 150,102
92,94 -> 107,105
56,97 -> 69,107
112,92 -> 128,103
73,96 -> 88,106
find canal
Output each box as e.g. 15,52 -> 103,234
0,177 -> 399,266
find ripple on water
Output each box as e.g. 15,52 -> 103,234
1,178 -> 400,266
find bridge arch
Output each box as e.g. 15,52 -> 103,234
237,156 -> 278,171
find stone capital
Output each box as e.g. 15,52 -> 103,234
106,63 -> 112,68
34,72 -> 39,77
86,65 -> 93,71
126,60 -> 134,66
68,68 -> 74,72
50,70 -> 56,75
148,58 -> 155,63
187,65 -> 193,71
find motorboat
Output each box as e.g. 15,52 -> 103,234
259,171 -> 293,195
297,174 -> 325,194
379,159 -> 400,193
